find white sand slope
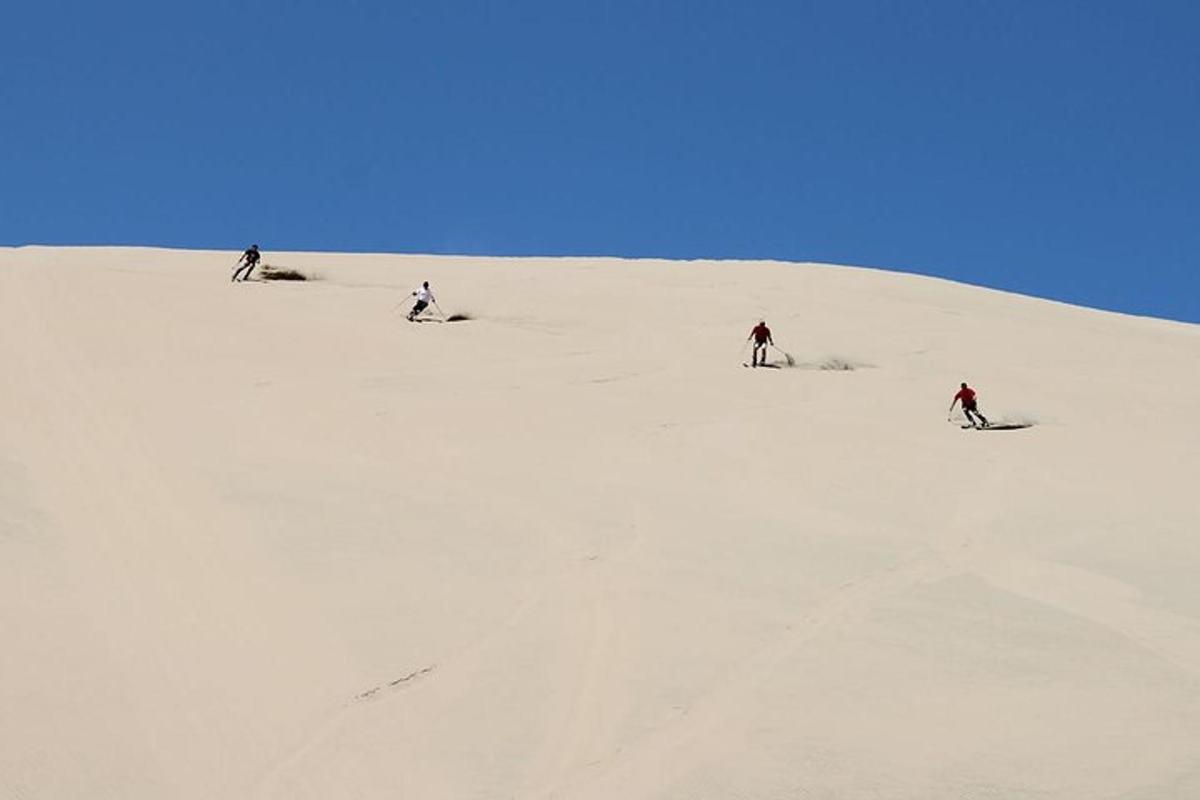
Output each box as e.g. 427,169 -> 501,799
2,246 -> 1199,799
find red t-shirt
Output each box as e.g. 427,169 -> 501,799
955,387 -> 977,405
751,324 -> 771,343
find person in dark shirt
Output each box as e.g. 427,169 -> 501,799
748,321 -> 773,367
232,244 -> 261,282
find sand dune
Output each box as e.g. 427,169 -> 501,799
2,246 -> 1198,799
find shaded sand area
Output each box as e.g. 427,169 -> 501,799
2,246 -> 1199,799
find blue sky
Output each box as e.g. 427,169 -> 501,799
3,1 -> 1197,322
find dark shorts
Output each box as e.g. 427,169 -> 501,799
963,400 -> 978,412
412,300 -> 429,313
753,339 -> 769,347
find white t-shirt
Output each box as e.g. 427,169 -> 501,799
414,286 -> 435,303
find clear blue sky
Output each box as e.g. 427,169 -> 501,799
3,1 -> 1197,321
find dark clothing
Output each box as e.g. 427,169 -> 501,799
964,406 -> 989,427
407,299 -> 429,320
954,387 -> 988,427
232,248 -> 261,283
233,247 -> 261,281
749,323 -> 772,366
751,341 -> 770,366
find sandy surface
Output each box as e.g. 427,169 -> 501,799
2,246 -> 1199,799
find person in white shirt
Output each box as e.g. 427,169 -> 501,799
407,281 -> 436,321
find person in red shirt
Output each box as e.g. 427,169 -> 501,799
949,382 -> 990,428
748,321 -> 773,367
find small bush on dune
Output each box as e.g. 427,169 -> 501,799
259,266 -> 311,281
820,357 -> 859,371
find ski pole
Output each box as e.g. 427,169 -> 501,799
770,344 -> 796,366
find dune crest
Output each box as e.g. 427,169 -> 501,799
2,246 -> 1198,799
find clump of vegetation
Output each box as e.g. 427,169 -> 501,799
259,266 -> 311,281
820,358 -> 856,371
819,357 -> 872,371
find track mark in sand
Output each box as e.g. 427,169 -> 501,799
352,664 -> 437,702
536,555 -> 952,800
571,369 -> 648,386
979,559 -> 1200,679
258,663 -> 436,797
260,585 -> 564,798
524,570 -> 627,799
544,471 -> 1015,799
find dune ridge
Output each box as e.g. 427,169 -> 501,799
2,246 -> 1198,799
